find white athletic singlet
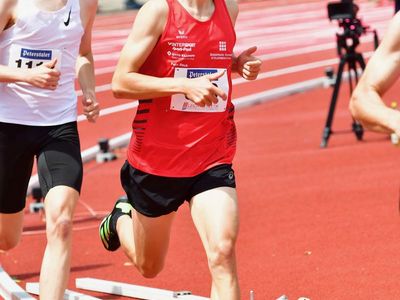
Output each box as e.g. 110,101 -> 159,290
0,0 -> 84,126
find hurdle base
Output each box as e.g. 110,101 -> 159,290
76,277 -> 209,300
26,282 -> 101,300
0,267 -> 35,300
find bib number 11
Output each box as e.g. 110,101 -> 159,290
15,59 -> 43,69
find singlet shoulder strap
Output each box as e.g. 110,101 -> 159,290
71,0 -> 81,10
214,0 -> 236,36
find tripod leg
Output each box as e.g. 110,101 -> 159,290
351,54 -> 366,141
320,57 -> 346,148
357,53 -> 366,70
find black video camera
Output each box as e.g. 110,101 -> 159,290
328,0 -> 357,20
327,0 -> 366,40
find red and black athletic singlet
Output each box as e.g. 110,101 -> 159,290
127,0 -> 237,177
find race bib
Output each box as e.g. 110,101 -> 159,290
170,67 -> 229,113
8,44 -> 62,70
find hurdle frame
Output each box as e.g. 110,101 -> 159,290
25,282 -> 102,300
76,277 -> 210,300
0,267 -> 35,300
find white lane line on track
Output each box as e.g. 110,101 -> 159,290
233,51 -> 373,85
95,66 -> 116,75
94,52 -> 120,61
237,4 -> 390,26
76,100 -> 136,122
234,23 -> 387,53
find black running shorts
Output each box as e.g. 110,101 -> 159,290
0,121 -> 83,214
120,161 -> 236,218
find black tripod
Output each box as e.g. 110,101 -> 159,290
320,31 -> 366,148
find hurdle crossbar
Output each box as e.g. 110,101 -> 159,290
76,277 -> 209,300
25,282 -> 101,300
0,267 -> 35,300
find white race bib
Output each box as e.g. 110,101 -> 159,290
8,44 -> 62,70
170,67 -> 229,113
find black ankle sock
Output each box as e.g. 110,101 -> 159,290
110,199 -> 132,233
110,212 -> 120,233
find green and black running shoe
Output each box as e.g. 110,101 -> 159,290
99,196 -> 133,251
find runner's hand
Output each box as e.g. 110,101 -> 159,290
82,96 -> 100,123
236,46 -> 262,80
182,70 -> 227,107
26,59 -> 60,90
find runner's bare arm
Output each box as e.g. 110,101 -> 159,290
350,12 -> 400,134
0,0 -> 60,88
0,0 -> 27,83
226,0 -> 262,80
112,0 -> 226,107
0,0 -> 14,32
77,0 -> 99,122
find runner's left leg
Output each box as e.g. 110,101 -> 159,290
39,186 -> 78,300
190,187 -> 240,300
36,122 -> 82,300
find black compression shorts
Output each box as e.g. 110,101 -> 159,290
120,161 -> 236,218
0,121 -> 83,214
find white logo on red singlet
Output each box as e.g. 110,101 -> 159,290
219,41 -> 227,52
177,29 -> 188,39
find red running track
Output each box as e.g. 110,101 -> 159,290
2,0 -> 400,299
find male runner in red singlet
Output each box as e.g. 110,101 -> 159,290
350,12 -> 400,136
0,0 -> 99,299
99,0 -> 261,298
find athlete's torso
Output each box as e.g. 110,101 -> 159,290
128,0 -> 237,177
0,0 -> 84,126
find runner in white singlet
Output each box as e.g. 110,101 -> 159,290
0,1 -> 99,299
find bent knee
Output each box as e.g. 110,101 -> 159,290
47,218 -> 73,241
208,239 -> 236,269
135,260 -> 164,279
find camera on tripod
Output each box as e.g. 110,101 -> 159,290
327,1 -> 369,49
327,0 -> 357,20
320,0 -> 379,148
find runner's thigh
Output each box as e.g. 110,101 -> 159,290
37,122 -> 83,198
190,187 -> 239,252
0,122 -> 35,214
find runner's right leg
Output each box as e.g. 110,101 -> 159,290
0,212 -> 24,250
101,201 -> 176,278
121,209 -> 175,278
0,122 -> 35,250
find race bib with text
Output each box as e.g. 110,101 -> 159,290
170,67 -> 229,113
8,44 -> 62,70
